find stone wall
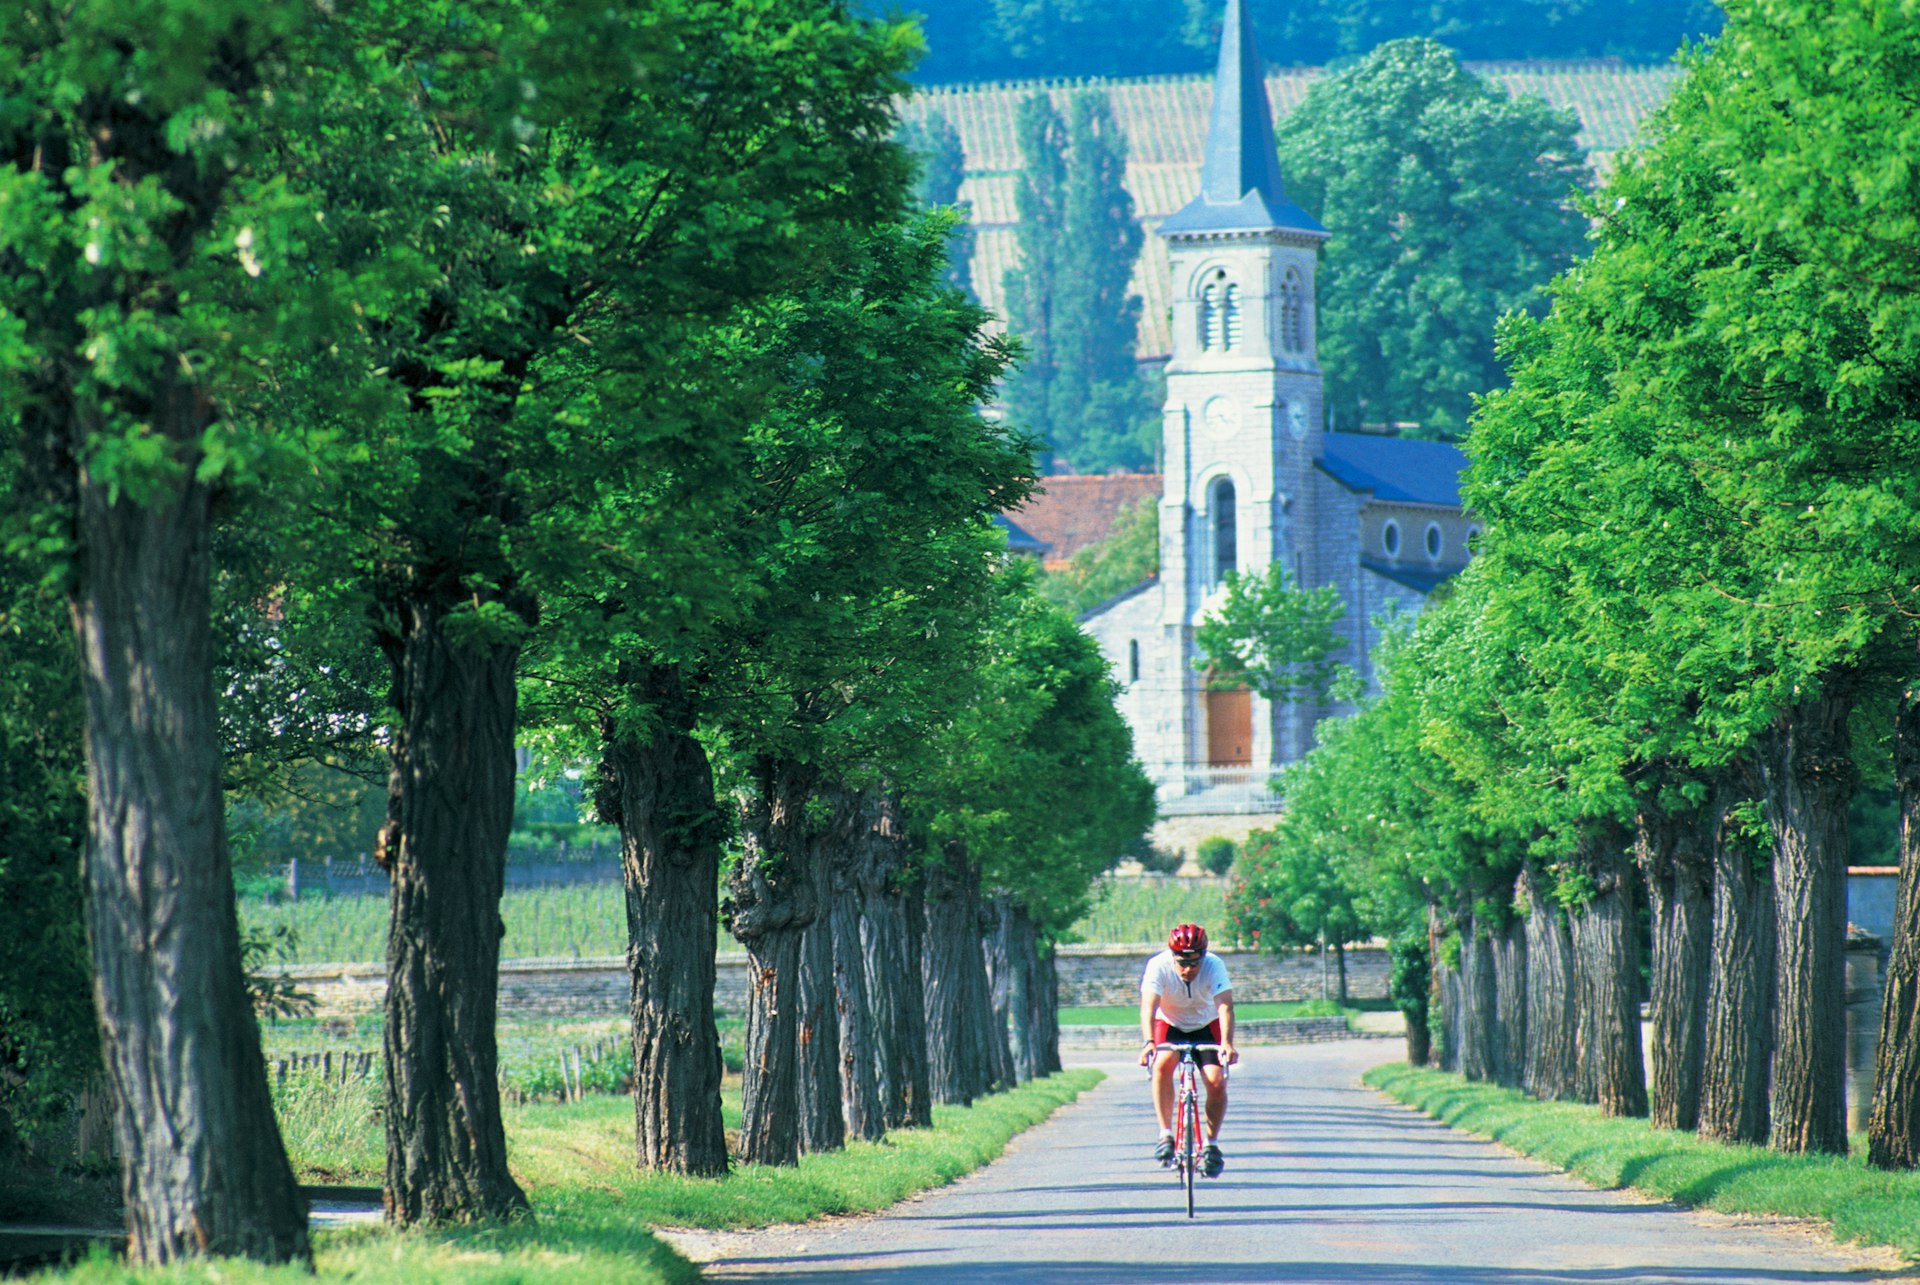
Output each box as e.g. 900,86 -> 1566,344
1059,1016 -> 1386,1050
1054,943 -> 1389,1007
275,942 -> 1389,1025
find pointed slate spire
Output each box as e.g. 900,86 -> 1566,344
1160,0 -> 1324,237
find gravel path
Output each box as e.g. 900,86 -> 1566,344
667,1041 -> 1915,1284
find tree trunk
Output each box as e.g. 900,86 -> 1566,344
1764,684 -> 1856,1155
72,423 -> 310,1264
898,869 -> 936,1125
980,898 -> 1016,1092
1458,911 -> 1498,1083
378,595 -> 531,1225
825,787 -> 884,1144
795,792 -> 846,1155
1568,822 -> 1647,1117
1520,868 -> 1577,1101
1492,919 -> 1527,1090
1869,681 -> 1920,1168
595,662 -> 728,1176
1035,942 -> 1064,1075
922,844 -> 991,1104
725,756 -> 820,1167
989,899 -> 1042,1083
1639,798 -> 1713,1132
1699,761 -> 1776,1146
855,798 -> 931,1130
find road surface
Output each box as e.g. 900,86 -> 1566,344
668,1040 -> 1914,1284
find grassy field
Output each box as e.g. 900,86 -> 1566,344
29,1069 -> 1103,1283
1369,1062 -> 1920,1265
239,874 -> 1230,964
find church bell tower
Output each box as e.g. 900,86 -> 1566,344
1157,0 -> 1328,772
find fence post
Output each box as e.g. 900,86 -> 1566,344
286,855 -> 299,903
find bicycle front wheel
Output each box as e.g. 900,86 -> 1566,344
1183,1092 -> 1199,1218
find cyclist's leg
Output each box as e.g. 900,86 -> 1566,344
1151,1049 -> 1178,1133
1201,1062 -> 1228,1140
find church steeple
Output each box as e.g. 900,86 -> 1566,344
1160,0 -> 1323,237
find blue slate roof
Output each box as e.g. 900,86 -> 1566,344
1159,0 -> 1325,238
1362,558 -> 1457,595
994,513 -> 1048,555
1318,433 -> 1470,508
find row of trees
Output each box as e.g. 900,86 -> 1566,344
0,0 -> 1151,1265
894,0 -> 1721,84
1224,0 -> 1920,1162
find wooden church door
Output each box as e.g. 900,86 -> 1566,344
1206,687 -> 1252,766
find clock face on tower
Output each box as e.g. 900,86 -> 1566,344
1202,396 -> 1237,435
1287,401 -> 1308,439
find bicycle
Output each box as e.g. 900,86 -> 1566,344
1151,1041 -> 1221,1218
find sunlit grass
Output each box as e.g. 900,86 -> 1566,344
34,1070 -> 1102,1283
1368,1062 -> 1920,1264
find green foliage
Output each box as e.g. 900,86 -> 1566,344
1037,494 -> 1159,617
1001,92 -> 1157,472
898,0 -> 1719,82
1192,564 -> 1351,703
1225,825 -> 1366,954
1387,929 -> 1432,1029
897,110 -> 974,296
0,561 -> 93,1140
911,563 -> 1157,935
1276,39 -> 1591,437
1194,835 -> 1237,876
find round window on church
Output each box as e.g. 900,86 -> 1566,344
1382,519 -> 1401,558
1425,523 -> 1443,559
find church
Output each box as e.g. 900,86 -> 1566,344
1033,0 -> 1474,846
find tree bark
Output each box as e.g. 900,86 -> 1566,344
1639,798 -> 1713,1132
1035,941 -> 1064,1076
1763,684 -> 1856,1155
1458,909 -> 1498,1084
988,899 -> 1042,1082
595,662 -> 728,1176
855,797 -> 931,1130
1520,868 -> 1577,1101
1699,760 -> 1776,1146
795,792 -> 846,1155
825,787 -> 884,1143
1568,822 -> 1647,1117
378,594 -> 531,1225
980,898 -> 1017,1092
922,844 -> 993,1104
1492,919 -> 1528,1090
725,756 -> 820,1167
1870,681 -> 1920,1168
72,407 -> 310,1264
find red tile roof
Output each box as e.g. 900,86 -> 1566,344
1010,474 -> 1162,567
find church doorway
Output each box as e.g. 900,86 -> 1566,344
1205,686 -> 1252,766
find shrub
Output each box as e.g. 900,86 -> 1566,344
1194,835 -> 1236,876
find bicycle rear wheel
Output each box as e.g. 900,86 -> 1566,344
1182,1091 -> 1199,1218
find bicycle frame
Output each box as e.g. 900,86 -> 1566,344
1152,1041 -> 1221,1219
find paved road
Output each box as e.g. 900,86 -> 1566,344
670,1041 -> 1914,1284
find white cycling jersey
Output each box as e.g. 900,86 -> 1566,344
1140,948 -> 1232,1030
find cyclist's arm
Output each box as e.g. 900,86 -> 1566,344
1216,989 -> 1238,1065
1138,989 -> 1159,1065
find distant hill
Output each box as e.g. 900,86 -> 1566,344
899,60 -> 1685,363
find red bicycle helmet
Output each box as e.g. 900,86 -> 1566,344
1168,923 -> 1208,956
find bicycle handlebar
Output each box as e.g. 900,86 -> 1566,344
1151,1042 -> 1223,1054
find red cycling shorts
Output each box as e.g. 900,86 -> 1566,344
1152,1018 -> 1223,1066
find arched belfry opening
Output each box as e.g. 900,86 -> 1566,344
1209,476 -> 1237,584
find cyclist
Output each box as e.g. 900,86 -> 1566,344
1137,922 -> 1237,1177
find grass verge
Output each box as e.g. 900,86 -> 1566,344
1367,1062 -> 1920,1264
28,1068 -> 1103,1284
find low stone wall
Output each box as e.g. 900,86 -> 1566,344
1059,1017 -> 1385,1049
273,942 -> 1389,1023
1054,944 -> 1389,1007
